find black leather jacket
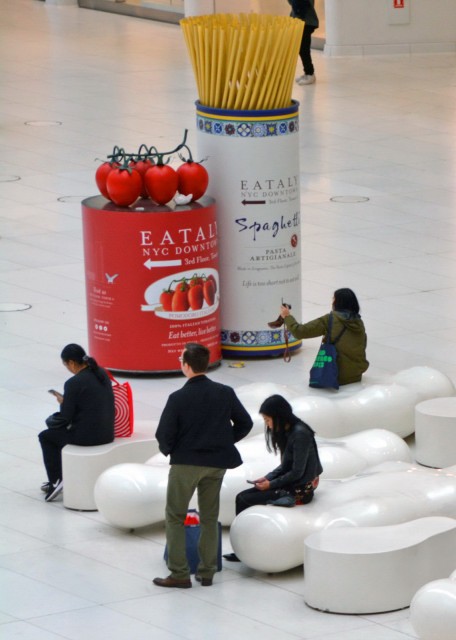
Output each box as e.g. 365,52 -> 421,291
265,421 -> 323,490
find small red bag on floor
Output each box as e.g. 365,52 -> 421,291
107,371 -> 134,437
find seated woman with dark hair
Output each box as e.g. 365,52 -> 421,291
224,394 -> 322,562
281,288 -> 369,385
39,344 -> 115,502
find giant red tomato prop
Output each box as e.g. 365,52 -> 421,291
177,161 -> 209,202
106,167 -> 142,207
144,164 -> 178,205
130,158 -> 154,199
95,161 -> 117,199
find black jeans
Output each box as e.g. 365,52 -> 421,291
299,24 -> 316,76
235,486 -> 314,515
38,428 -> 71,484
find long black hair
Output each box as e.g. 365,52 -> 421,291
333,288 -> 361,317
259,394 -> 314,455
60,344 -> 107,385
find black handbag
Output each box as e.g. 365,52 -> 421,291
309,313 -> 346,390
45,412 -> 70,430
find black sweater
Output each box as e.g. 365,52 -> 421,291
155,375 -> 253,469
60,367 -> 115,446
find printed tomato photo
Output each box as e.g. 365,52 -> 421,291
188,284 -> 204,310
203,278 -> 216,306
172,282 -> 190,312
159,289 -> 174,312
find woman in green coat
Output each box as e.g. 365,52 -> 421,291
280,288 -> 369,385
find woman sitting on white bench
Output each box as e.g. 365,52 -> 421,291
38,343 -> 115,502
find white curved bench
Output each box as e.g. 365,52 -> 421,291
236,366 -> 455,439
410,569 -> 456,640
303,517 -> 456,614
94,429 -> 411,529
229,463 -> 456,573
63,428 -> 158,511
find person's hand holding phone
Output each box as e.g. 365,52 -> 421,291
255,479 -> 270,491
246,477 -> 268,487
48,389 -> 64,404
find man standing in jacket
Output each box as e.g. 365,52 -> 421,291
153,343 -> 253,589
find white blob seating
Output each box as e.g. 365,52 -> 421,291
303,517 -> 456,614
63,429 -> 158,511
94,429 -> 411,529
94,461 -> 168,528
230,463 -> 456,572
415,397 -> 456,468
410,569 -> 456,640
237,366 -> 455,439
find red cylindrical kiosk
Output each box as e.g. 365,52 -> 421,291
81,195 -> 221,372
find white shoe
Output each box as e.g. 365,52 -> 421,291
296,74 -> 316,86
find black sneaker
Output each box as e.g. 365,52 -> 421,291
223,552 -> 240,562
41,481 -> 50,493
45,479 -> 63,502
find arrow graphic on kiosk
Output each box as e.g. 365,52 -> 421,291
242,199 -> 266,206
144,259 -> 182,269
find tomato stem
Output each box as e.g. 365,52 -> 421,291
105,129 -> 192,168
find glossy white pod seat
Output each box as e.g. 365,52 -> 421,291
236,367 -> 455,439
415,397 -> 456,468
94,428 -> 411,528
410,569 -> 456,640
303,517 -> 456,614
229,463 -> 456,572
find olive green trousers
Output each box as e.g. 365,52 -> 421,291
165,464 -> 225,580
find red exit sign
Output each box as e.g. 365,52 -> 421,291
394,0 -> 405,7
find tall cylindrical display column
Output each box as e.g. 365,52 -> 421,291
196,101 -> 302,357
81,195 -> 221,373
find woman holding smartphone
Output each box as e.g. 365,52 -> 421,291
223,394 -> 322,562
39,344 -> 115,502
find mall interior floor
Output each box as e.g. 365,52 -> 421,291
1,1 -> 456,638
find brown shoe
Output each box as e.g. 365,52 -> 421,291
195,574 -> 213,586
267,315 -> 284,328
153,575 -> 192,589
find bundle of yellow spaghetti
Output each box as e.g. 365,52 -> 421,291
180,13 -> 303,111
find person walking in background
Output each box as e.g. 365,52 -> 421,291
280,288 -> 369,385
288,0 -> 319,85
39,344 -> 115,502
153,343 -> 253,589
224,394 -> 323,562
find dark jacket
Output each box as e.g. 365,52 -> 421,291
155,375 -> 253,469
288,0 -> 319,28
60,367 -> 115,445
265,421 -> 323,490
285,310 -> 369,385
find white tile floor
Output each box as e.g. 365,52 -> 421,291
1,1 -> 456,638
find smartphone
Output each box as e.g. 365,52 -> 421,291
246,480 -> 256,484
48,389 -> 59,396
